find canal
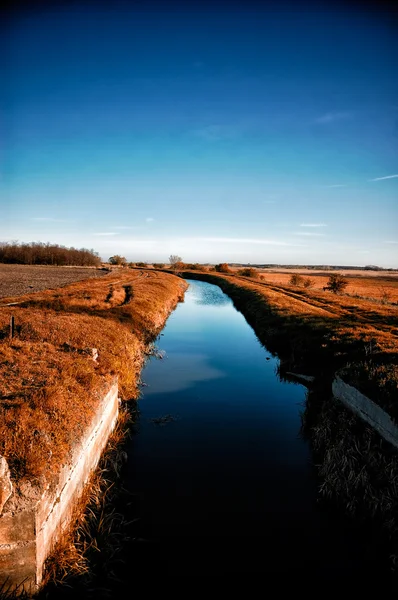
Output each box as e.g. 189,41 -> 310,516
116,279 -> 391,579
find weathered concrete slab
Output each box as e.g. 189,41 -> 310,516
0,379 -> 119,594
333,376 -> 398,450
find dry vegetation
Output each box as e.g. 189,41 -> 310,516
0,268 -> 187,489
232,266 -> 398,303
183,269 -> 398,418
0,242 -> 100,267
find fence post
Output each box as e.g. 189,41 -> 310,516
9,316 -> 15,340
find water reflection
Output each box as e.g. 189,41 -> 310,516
120,279 -> 391,579
189,281 -> 232,307
143,352 -> 225,395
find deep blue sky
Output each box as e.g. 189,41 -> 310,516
1,1 -> 397,265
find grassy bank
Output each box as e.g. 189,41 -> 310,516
0,269 -> 187,490
301,385 -> 398,571
182,271 -> 398,419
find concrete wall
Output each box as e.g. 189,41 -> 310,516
333,376 -> 398,450
0,380 -> 119,595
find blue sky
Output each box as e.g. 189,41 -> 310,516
1,1 -> 397,266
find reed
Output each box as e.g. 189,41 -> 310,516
301,387 -> 398,571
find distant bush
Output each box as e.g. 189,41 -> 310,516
289,273 -> 304,286
238,268 -> 258,278
0,241 -> 101,266
303,277 -> 314,288
135,262 -> 148,268
152,263 -> 165,269
109,255 -> 127,266
215,263 -> 231,273
185,263 -> 202,270
170,261 -> 185,272
169,255 -> 182,270
324,273 -> 348,294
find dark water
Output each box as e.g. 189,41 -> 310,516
118,280 -> 392,580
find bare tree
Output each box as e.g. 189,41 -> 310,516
169,255 -> 182,267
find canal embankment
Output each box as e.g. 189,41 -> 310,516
0,269 -> 187,594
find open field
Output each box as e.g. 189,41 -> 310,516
0,268 -> 186,489
226,266 -> 398,304
0,264 -> 109,298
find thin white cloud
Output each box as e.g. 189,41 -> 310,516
368,174 -> 398,182
145,217 -> 154,223
314,112 -> 351,124
300,223 -> 327,227
31,217 -> 67,222
192,237 -> 306,247
113,226 -> 138,230
294,232 -> 325,237
93,232 -> 119,236
99,239 -> 157,249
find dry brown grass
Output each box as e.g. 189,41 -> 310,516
212,271 -> 398,351
226,266 -> 398,303
0,269 -> 187,488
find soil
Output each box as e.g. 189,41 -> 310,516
0,265 -> 110,299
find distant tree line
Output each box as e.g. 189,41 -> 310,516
237,264 -> 390,271
0,241 -> 101,266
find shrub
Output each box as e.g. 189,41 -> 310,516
303,277 -> 314,288
324,273 -> 348,294
172,261 -> 185,272
135,262 -> 147,268
109,255 -> 127,266
238,268 -> 258,278
289,273 -> 304,286
214,263 -> 231,273
152,263 -> 165,269
379,286 -> 391,304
